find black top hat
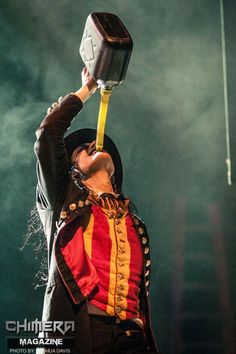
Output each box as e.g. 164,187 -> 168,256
64,128 -> 123,192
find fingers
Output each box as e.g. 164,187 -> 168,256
47,96 -> 63,114
81,66 -> 92,87
81,66 -> 88,76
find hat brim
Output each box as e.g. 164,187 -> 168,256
65,128 -> 123,192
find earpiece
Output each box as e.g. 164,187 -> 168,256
70,165 -> 87,181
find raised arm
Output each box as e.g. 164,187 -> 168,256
34,68 -> 97,209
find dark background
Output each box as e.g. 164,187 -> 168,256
0,1 -> 236,353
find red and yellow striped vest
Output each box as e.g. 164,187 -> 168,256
83,201 -> 143,320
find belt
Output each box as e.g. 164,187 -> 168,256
89,314 -> 143,330
86,301 -> 143,329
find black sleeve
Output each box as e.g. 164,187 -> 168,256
34,94 -> 83,209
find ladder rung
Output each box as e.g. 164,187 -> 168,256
179,312 -> 222,319
183,282 -> 217,290
184,253 -> 213,260
185,224 -> 210,231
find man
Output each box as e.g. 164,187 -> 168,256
35,68 -> 158,354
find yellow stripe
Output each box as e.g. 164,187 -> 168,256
83,213 -> 94,259
118,217 -> 131,319
106,217 -> 116,316
106,215 -> 131,319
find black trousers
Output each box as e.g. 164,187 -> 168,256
89,315 -> 148,354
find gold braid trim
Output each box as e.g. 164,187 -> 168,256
87,192 -> 129,218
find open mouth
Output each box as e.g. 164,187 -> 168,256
87,141 -> 96,155
87,141 -> 106,156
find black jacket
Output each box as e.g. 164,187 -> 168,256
35,94 -> 158,353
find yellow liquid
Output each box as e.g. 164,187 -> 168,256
96,88 -> 112,151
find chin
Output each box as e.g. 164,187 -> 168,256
92,151 -> 110,159
91,151 -> 112,164
90,153 -> 114,175
78,150 -> 114,177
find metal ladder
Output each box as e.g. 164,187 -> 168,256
170,198 -> 235,354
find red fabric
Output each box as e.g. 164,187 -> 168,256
60,225 -> 99,297
125,214 -> 143,316
58,205 -> 143,319
88,206 -> 112,311
87,206 -> 143,319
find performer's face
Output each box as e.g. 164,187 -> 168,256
72,141 -> 115,178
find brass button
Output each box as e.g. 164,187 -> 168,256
138,227 -> 144,235
117,285 -> 124,292
116,295 -> 122,302
117,273 -> 123,280
142,237 -> 147,245
126,330 -> 131,337
78,200 -> 84,208
115,306 -> 121,313
118,247 -> 125,255
47,106 -> 53,114
134,218 -> 139,225
144,247 -> 149,254
69,203 -> 77,211
60,211 -> 67,219
146,260 -> 151,267
117,260 -> 124,267
145,270 -> 150,277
